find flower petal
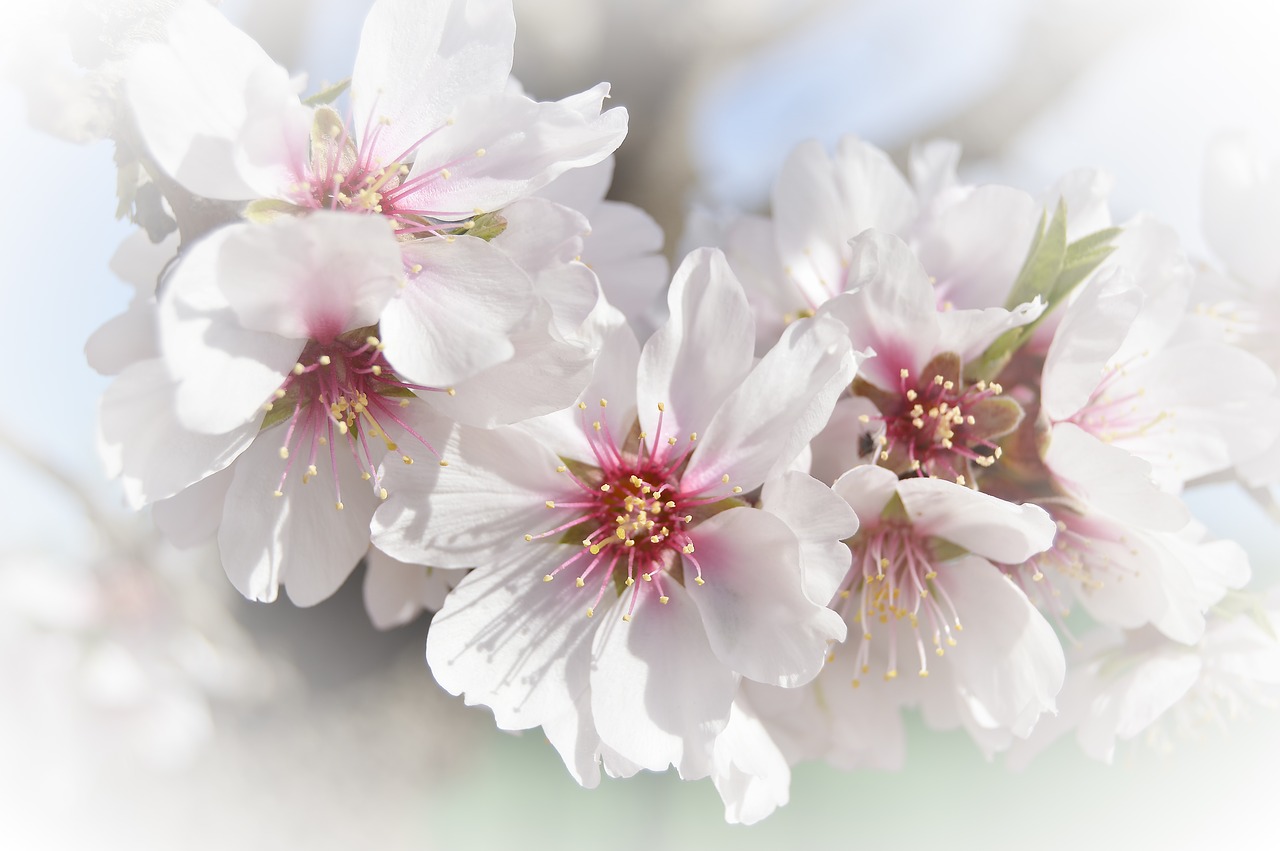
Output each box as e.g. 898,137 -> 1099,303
760,471 -> 858,606
215,212 -> 404,343
683,314 -> 858,494
217,434 -> 377,606
379,234 -> 538,387
898,477 -> 1057,564
831,464 -> 900,524
636,247 -> 755,443
590,581 -> 734,778
151,466 -> 234,548
688,507 -> 846,687
362,547 -> 460,630
126,0 -> 306,199
351,0 -> 514,162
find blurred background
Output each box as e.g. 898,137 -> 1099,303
2,0 -> 1280,847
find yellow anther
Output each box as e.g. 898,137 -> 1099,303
858,414 -> 870,423
593,421 -> 602,432
659,596 -> 669,604
402,455 -> 413,465
599,398 -> 608,408
586,608 -> 594,618
731,486 -> 742,494
274,388 -> 287,399
440,168 -> 451,179
667,437 -> 677,446
642,573 -> 652,581
335,501 -> 344,511
622,614 -> 631,622
475,147 -> 487,157
319,355 -> 332,366
293,363 -> 305,375
279,447 -> 290,460
575,577 -> 585,588
625,577 -> 634,586
884,669 -> 898,681
543,574 -> 554,582
900,369 -> 910,379
545,500 -> 556,509
721,474 -> 730,483
272,490 -> 283,498
439,460 -> 449,467
694,577 -> 705,586
657,402 -> 666,412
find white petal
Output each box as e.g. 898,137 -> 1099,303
688,507 -> 846,687
934,298 -> 1044,367
590,581 -> 733,778
426,546 -> 596,732
541,688 -> 603,789
362,547 -> 460,630
637,248 -> 755,443
712,697 -> 791,826
724,214 -> 797,353
397,87 -> 626,219
150,466 -> 234,548
584,201 -> 670,325
898,477 -> 1057,564
351,0 -> 514,162
100,359 -> 256,508
831,464 -> 900,525
817,231 -> 938,389
372,420 -> 570,569
1202,132 -> 1280,289
684,314 -> 858,494
536,156 -> 612,212
158,226 -> 304,434
760,471 -> 857,606
1044,423 -> 1190,532
380,235 -> 537,387
936,555 -> 1066,736
916,184 -> 1038,310
1041,269 -> 1143,422
813,650 -> 908,770
216,212 -> 404,343
126,0 -> 306,199
218,434 -> 376,606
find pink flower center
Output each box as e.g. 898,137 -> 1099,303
837,520 -> 963,686
288,107 -> 491,238
527,401 -> 743,621
264,330 -> 442,509
865,367 -> 1007,482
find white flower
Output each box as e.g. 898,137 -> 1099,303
127,0 -> 626,225
99,212 -> 485,605
824,465 -> 1063,747
373,248 -> 861,781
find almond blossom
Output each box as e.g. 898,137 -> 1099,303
372,249 -> 861,781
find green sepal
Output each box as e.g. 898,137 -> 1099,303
453,211 -> 508,241
302,78 -> 351,107
967,204 -> 1121,382
244,198 -> 302,223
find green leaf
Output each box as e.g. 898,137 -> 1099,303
302,78 -> 351,107
968,206 -> 1121,381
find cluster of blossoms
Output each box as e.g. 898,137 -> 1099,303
69,0 -> 1280,824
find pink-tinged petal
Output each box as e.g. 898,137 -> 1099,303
371,420 -> 572,569
831,464 -> 900,525
397,87 -> 626,219
216,213 -> 404,343
590,581 -> 734,778
818,231 -> 938,388
637,248 -> 755,442
380,234 -> 538,387
351,0 -> 514,162
688,507 -> 846,687
1203,132 -> 1280,289
1044,423 -> 1190,532
898,477 -> 1057,564
1041,269 -> 1143,422
935,555 -> 1066,736
158,227 -> 304,434
362,547 -> 460,630
772,137 -> 916,306
426,546 -> 595,733
712,698 -> 791,826
760,472 -> 857,606
684,314 -> 858,494
151,466 -> 234,548
126,0 -> 307,199
808,395 -> 884,484
541,688 -> 603,789
917,184 -> 1038,310
99,359 -> 256,509
218,433 -> 377,606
